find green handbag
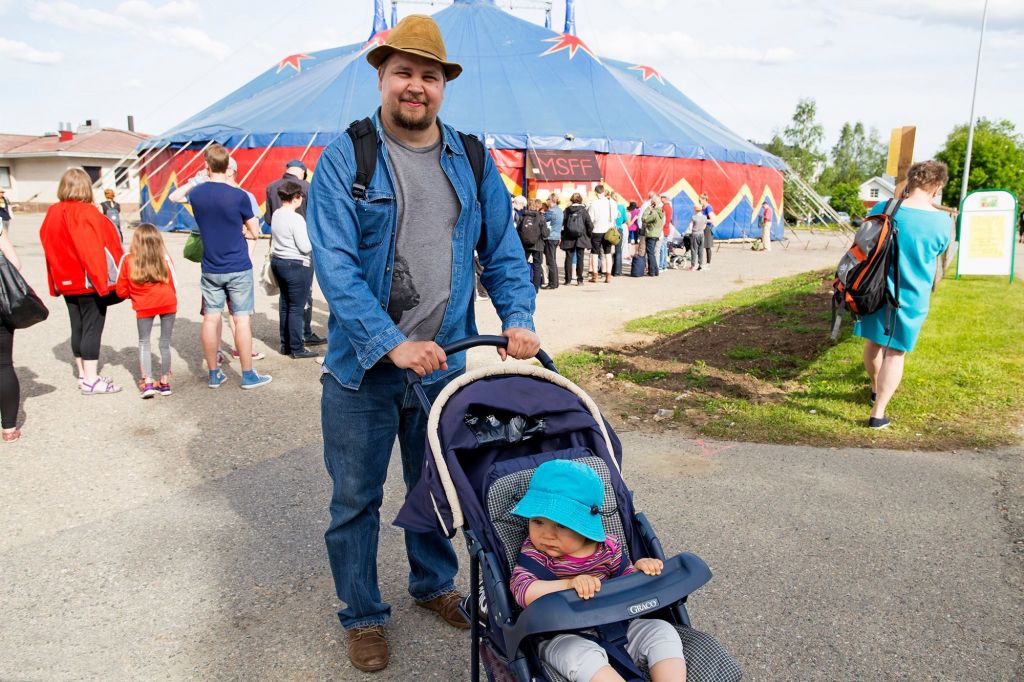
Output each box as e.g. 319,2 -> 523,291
183,231 -> 203,263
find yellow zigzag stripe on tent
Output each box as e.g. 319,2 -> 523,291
499,171 -> 521,197
140,173 -> 190,216
142,173 -> 271,218
608,178 -> 780,225
753,186 -> 782,221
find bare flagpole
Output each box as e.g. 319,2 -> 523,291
959,0 -> 989,209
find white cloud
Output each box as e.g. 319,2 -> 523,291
846,0 -> 1024,34
116,0 -> 201,22
29,0 -> 228,59
586,28 -> 798,65
0,37 -> 63,64
166,25 -> 229,59
29,1 -> 133,31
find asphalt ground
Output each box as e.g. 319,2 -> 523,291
1,215 -> 1020,680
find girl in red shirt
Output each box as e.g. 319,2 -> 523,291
115,224 -> 178,398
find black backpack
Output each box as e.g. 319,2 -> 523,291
564,209 -> 586,238
517,211 -> 546,250
346,117 -> 485,199
830,198 -> 902,340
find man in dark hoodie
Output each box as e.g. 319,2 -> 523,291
265,159 -> 326,347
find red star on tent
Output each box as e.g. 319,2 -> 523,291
540,33 -> 598,61
277,53 -> 314,74
362,29 -> 392,53
630,64 -> 664,84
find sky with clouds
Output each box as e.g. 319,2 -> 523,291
0,0 -> 1021,158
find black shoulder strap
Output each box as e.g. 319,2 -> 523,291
347,120 -> 486,200
882,197 -> 903,219
346,117 -> 377,200
458,131 -> 486,195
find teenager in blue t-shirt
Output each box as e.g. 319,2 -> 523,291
184,144 -> 271,390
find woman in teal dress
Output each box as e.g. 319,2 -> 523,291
855,160 -> 952,429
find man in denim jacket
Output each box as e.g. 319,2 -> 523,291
307,14 -> 539,673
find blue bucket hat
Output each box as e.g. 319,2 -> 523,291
512,460 -> 606,542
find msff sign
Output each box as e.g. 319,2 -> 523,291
528,150 -> 602,181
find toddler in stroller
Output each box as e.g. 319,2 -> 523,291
396,336 -> 742,682
666,233 -> 690,270
511,459 -> 688,682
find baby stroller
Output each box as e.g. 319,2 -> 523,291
396,336 -> 742,682
666,233 -> 690,270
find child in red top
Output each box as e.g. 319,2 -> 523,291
115,224 -> 178,398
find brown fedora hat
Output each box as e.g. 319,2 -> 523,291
366,14 -> 462,81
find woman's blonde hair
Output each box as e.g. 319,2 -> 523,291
57,168 -> 94,203
129,223 -> 170,284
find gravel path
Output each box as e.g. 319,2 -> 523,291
1,215 -> 1020,681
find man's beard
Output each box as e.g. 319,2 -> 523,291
388,99 -> 435,131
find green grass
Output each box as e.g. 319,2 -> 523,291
557,268 -> 1024,450
700,274 -> 1024,449
555,350 -> 602,384
618,370 -> 670,384
726,345 -> 766,360
624,270 -> 826,335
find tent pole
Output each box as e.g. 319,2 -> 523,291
94,139 -> 173,204
105,139 -> 174,202
610,150 -> 641,201
298,131 -> 320,164
238,132 -> 284,188
229,133 -> 252,154
128,140 -> 174,179
137,139 -> 214,215
91,142 -> 164,191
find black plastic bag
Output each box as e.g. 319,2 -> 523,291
464,407 -> 546,445
0,254 -> 49,329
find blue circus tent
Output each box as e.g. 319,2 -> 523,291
139,0 -> 785,239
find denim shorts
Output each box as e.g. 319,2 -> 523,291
199,270 -> 254,315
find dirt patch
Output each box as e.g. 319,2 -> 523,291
576,277 -> 836,428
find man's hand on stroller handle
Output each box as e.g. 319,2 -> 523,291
388,341 -> 448,377
499,328 -> 541,361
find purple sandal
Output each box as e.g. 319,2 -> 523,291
81,377 -> 122,395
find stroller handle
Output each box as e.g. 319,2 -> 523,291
405,335 -> 557,413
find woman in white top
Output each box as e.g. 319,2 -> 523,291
269,180 -> 316,359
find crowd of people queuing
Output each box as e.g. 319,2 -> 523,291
0,153 -> 756,444
508,183 -> 729,292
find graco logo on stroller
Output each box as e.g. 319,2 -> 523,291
627,598 -> 659,616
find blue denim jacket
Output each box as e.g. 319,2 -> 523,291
307,111 -> 536,389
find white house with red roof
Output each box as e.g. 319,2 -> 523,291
0,122 -> 149,210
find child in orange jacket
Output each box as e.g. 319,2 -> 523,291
115,224 -> 178,398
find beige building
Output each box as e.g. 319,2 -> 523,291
0,123 -> 149,211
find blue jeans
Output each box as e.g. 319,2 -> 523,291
658,237 -> 669,269
199,270 -> 255,315
271,257 -> 313,353
321,365 -> 460,629
645,236 -> 659,276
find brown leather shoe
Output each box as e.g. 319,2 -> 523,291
346,625 -> 389,672
415,590 -> 470,629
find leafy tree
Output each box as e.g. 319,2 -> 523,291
818,122 -> 886,192
764,98 -> 826,181
827,182 -> 866,219
936,118 -> 1024,207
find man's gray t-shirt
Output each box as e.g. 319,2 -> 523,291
383,130 -> 460,341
